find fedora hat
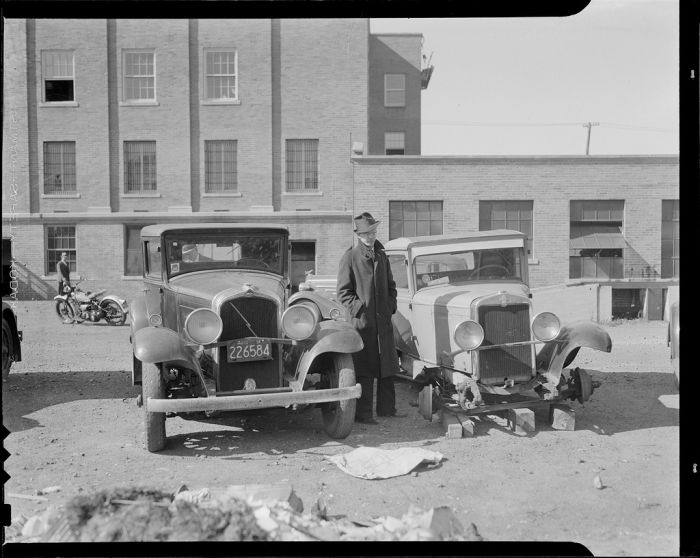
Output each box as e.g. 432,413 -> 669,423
353,212 -> 380,234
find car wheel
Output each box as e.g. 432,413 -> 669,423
55,299 -> 76,324
143,363 -> 166,452
321,353 -> 356,439
101,300 -> 126,326
2,318 -> 13,380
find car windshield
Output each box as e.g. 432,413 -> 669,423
164,233 -> 285,277
414,247 -> 523,291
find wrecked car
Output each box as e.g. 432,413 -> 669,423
2,300 -> 22,380
130,224 -> 362,452
303,230 -> 612,431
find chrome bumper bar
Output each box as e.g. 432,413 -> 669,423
147,383 -> 361,413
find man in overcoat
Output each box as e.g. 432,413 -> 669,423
336,212 -> 402,424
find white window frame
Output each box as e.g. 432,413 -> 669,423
384,132 -> 405,155
384,73 -> 406,107
202,48 -> 239,103
122,49 -> 156,103
41,50 -> 75,103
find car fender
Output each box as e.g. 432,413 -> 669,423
289,291 -> 344,320
130,296 -> 150,342
133,326 -> 197,370
290,320 -> 363,392
536,321 -> 612,385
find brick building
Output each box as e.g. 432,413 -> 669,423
2,18 -> 678,320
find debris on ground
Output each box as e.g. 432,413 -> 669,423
6,484 -> 480,542
326,446 -> 444,479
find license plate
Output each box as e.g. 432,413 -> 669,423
227,338 -> 272,363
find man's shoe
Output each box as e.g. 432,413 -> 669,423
355,416 -> 379,424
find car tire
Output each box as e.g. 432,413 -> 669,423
2,318 -> 13,380
143,363 -> 166,452
55,299 -> 76,324
321,353 -> 356,439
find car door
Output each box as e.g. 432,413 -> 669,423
387,252 -> 417,355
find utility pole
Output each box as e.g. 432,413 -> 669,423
582,122 -> 600,155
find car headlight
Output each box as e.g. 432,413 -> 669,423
454,320 -> 485,351
531,311 -> 561,342
282,303 -> 320,340
184,308 -> 223,345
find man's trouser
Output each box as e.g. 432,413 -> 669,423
356,375 -> 396,419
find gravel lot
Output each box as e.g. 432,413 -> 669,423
3,301 -> 680,555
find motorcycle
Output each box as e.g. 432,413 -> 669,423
54,279 -> 129,326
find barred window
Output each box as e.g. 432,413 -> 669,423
286,139 -> 318,191
384,132 -> 405,155
43,142 -> 76,193
124,141 -> 157,193
661,200 -> 679,278
389,201 -> 443,240
204,50 -> 238,101
46,226 -> 76,275
384,74 -> 406,107
480,201 -> 534,256
123,50 -> 155,101
42,50 -> 74,102
205,140 -> 238,192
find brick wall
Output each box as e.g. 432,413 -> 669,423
368,34 -> 423,155
352,156 -> 679,289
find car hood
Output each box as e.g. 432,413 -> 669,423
411,282 -> 530,313
168,270 -> 286,304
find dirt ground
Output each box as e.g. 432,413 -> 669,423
3,301 -> 680,555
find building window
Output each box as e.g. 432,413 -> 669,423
389,201 -> 443,240
384,74 -> 406,107
285,139 -> 318,191
123,50 -> 155,102
43,142 -> 76,193
204,49 -> 238,101
479,201 -> 534,257
124,141 -> 157,193
42,50 -> 75,102
385,132 -> 405,155
569,200 -> 625,280
661,200 -> 679,278
205,140 -> 238,192
46,226 -> 76,275
125,224 -> 155,276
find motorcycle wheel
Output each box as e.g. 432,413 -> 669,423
55,299 -> 76,324
101,300 -> 126,326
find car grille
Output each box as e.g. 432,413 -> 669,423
217,296 -> 280,392
477,303 -> 532,383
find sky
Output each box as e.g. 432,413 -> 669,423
370,0 -> 679,156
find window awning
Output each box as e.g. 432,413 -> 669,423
569,232 -> 627,249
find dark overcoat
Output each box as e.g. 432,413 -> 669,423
336,239 -> 399,379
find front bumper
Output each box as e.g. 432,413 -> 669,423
147,383 -> 361,413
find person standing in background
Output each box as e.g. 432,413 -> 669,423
56,251 -> 71,295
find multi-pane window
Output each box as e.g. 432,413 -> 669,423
389,201 -> 443,240
46,226 -> 76,275
661,200 -> 679,278
385,132 -> 405,155
479,201 -> 534,256
205,140 -> 238,192
43,142 -> 76,193
384,74 -> 406,107
123,51 -> 155,101
204,50 -> 238,101
125,224 -> 155,276
42,50 -> 75,102
286,139 -> 318,191
124,141 -> 157,193
569,200 -> 625,280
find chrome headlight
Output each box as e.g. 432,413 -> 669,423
454,320 -> 485,351
282,303 -> 320,340
184,308 -> 223,345
531,311 -> 561,342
